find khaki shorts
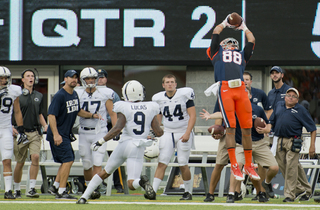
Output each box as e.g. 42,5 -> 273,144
236,139 -> 278,168
216,135 -> 229,165
14,131 -> 42,163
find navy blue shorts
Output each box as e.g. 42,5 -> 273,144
48,138 -> 75,163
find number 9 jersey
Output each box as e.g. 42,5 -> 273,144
152,87 -> 195,133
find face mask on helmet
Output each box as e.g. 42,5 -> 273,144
80,67 -> 98,88
122,80 -> 145,102
0,66 -> 11,89
220,38 -> 239,50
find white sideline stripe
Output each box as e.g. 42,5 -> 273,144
0,201 -> 319,207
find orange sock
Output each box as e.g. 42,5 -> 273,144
244,149 -> 253,167
227,148 -> 237,166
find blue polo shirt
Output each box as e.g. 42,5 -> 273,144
235,103 -> 269,144
269,101 -> 316,138
267,83 -> 291,110
251,87 -> 271,111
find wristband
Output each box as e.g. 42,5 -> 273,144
91,113 -> 94,118
98,138 -> 105,144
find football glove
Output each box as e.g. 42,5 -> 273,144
147,130 -> 156,139
91,138 -> 105,151
17,126 -> 29,145
236,20 -> 248,32
221,14 -> 233,28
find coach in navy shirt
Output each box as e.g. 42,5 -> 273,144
269,88 -> 316,202
47,70 -> 100,199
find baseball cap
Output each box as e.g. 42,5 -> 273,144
64,69 -> 79,78
286,88 -> 299,97
270,66 -> 283,74
97,69 -> 108,78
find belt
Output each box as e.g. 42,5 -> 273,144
25,128 -> 37,132
81,127 -> 95,130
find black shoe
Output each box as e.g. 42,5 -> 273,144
4,190 -> 15,199
299,194 -> 311,201
90,188 -> 101,200
139,175 -> 156,200
14,190 -> 22,198
55,191 -> 77,200
26,188 -> 40,198
283,197 -> 294,202
295,190 -> 306,200
314,197 -> 320,203
251,195 -> 258,201
116,188 -> 124,193
76,197 -> 88,204
257,191 -> 269,202
48,185 -> 58,196
234,191 -> 243,201
262,181 -> 274,198
203,193 -> 214,202
180,192 -> 192,200
226,194 -> 234,203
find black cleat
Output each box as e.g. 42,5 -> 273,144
26,188 -> 40,198
262,181 -> 274,198
48,185 -> 58,196
139,175 -> 156,200
76,197 -> 88,204
14,190 -> 22,198
180,192 -> 192,200
283,197 -> 294,202
4,190 -> 16,199
257,191 -> 269,202
299,194 -> 311,201
55,191 -> 77,200
226,194 -> 234,203
234,191 -> 243,201
203,193 -> 214,202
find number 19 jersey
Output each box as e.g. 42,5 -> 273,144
114,101 -> 159,142
152,87 -> 195,133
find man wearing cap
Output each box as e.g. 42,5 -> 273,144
46,70 -> 100,199
96,68 -> 124,193
269,88 -> 316,202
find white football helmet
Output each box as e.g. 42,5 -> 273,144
0,66 -> 11,89
220,37 -> 239,50
80,67 -> 98,88
122,80 -> 145,102
144,139 -> 159,160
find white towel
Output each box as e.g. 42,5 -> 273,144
204,81 -> 220,97
270,136 -> 279,156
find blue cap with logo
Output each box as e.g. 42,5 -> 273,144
270,66 -> 283,74
64,70 -> 79,78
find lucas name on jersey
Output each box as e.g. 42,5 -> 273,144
131,105 -> 147,110
66,99 -> 79,113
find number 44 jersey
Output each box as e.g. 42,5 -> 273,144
114,101 -> 159,142
152,87 -> 195,133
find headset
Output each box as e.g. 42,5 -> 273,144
21,68 -> 39,95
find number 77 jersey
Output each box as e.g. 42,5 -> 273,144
152,87 -> 195,133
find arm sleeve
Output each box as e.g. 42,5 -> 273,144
186,100 -> 195,108
243,42 -> 254,63
207,34 -> 220,59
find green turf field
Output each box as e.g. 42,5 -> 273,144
0,189 -> 319,210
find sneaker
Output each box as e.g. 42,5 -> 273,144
243,163 -> 260,180
90,188 -> 101,200
257,191 -> 269,202
231,163 -> 244,181
299,194 -> 311,201
234,191 -> 243,201
26,188 -> 40,198
76,197 -> 88,204
139,175 -> 156,200
226,194 -> 234,203
251,195 -> 258,201
262,181 -> 274,198
180,192 -> 192,200
203,193 -> 214,202
295,190 -> 306,200
14,190 -> 22,198
4,190 -> 15,199
283,197 -> 294,202
48,185 -> 58,196
55,191 -> 77,200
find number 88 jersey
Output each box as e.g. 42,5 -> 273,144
152,87 -> 195,133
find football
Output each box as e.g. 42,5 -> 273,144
228,12 -> 242,27
254,117 -> 266,129
144,140 -> 159,160
208,125 -> 225,135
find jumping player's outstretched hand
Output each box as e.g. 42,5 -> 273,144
221,14 -> 232,28
91,138 -> 105,151
236,21 -> 248,31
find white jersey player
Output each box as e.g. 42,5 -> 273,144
0,66 -> 25,199
75,67 -> 117,199
77,80 -> 163,204
151,74 -> 196,200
